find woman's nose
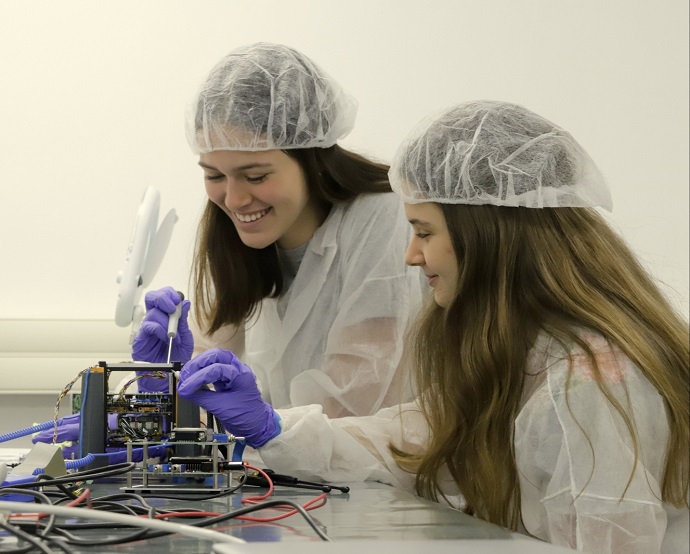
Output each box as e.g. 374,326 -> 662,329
404,239 -> 423,267
223,179 -> 252,210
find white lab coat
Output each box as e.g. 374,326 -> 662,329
194,192 -> 425,417
257,330 -> 689,554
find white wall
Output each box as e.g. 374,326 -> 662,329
1,0 -> 688,323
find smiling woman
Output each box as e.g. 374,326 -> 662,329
204,100 -> 690,554
199,150 -> 326,250
139,43 -> 426,421
404,203 -> 457,308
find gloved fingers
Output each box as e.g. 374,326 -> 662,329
175,386 -> 217,404
180,348 -> 238,380
177,301 -> 194,343
61,442 -> 80,460
178,300 -> 191,324
169,347 -> 192,366
107,413 -> 119,429
135,301 -> 190,346
32,422 -> 80,444
178,362 -> 241,395
139,309 -> 172,342
131,341 -> 164,364
135,312 -> 169,345
137,376 -> 171,393
189,347 -> 241,368
135,368 -> 171,392
144,287 -> 183,314
33,412 -> 81,444
59,413 -> 82,426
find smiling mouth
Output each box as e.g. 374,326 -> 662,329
425,274 -> 439,285
234,208 -> 270,223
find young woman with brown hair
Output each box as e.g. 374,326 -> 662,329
177,100 -> 689,553
130,42 -> 425,418
33,43 -> 425,460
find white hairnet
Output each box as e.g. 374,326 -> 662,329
389,101 -> 612,210
186,42 -> 358,153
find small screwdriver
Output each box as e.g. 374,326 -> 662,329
166,291 -> 185,364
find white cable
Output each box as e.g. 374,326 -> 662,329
0,501 -> 246,544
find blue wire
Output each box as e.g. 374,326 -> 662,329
0,420 -> 62,443
32,454 -> 96,474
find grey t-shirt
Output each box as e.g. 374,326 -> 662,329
276,241 -> 309,319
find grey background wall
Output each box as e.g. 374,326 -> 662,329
0,2 -> 687,331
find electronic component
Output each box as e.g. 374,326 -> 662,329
77,361 -> 244,494
122,436 -> 242,493
168,427 -> 214,443
79,362 -> 189,464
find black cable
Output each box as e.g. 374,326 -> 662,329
41,483 -> 81,501
0,488 -> 58,537
14,502 -> 145,536
114,497 -> 332,542
0,519 -> 56,554
43,538 -> 74,554
118,469 -> 330,541
0,462 -> 136,490
89,501 -> 142,517
8,493 -> 156,546
85,491 -> 157,511
27,491 -> 330,544
21,491 -> 202,532
74,492 -> 156,515
49,462 -> 136,481
0,542 -> 34,554
48,523 -> 152,547
3,466 -> 330,544
13,499 -> 154,547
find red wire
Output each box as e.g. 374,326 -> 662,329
152,511 -> 221,519
237,464 -> 328,523
65,488 -> 93,509
241,465 -> 274,503
9,488 -> 93,520
8,466 -> 328,530
237,493 -> 328,523
152,465 -> 329,524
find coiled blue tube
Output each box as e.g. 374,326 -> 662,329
0,419 -> 61,444
32,454 -> 96,474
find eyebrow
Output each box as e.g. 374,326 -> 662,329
407,218 -> 432,226
198,161 -> 274,172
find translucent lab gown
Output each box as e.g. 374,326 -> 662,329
194,192 -> 425,417
257,330 -> 689,554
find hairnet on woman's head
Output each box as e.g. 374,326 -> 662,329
389,101 -> 612,210
186,42 -> 358,153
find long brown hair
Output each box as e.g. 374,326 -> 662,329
393,204 -> 689,529
192,144 -> 391,334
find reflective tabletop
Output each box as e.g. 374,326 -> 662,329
1,479 -> 577,553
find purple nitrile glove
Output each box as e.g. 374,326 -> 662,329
32,413 -> 119,459
132,287 -> 193,392
176,348 -> 281,448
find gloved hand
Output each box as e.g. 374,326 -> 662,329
177,348 -> 281,448
132,287 -> 193,392
32,413 -> 118,459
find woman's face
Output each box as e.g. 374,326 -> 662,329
404,202 -> 458,308
199,150 -> 325,249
